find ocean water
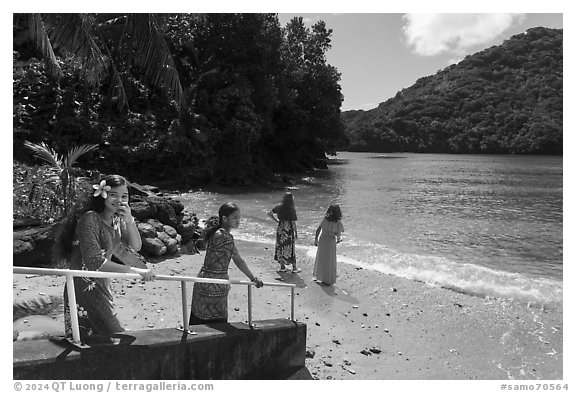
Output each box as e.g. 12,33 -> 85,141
175,152 -> 563,307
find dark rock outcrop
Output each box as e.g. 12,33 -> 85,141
13,187 -> 201,267
13,225 -> 59,267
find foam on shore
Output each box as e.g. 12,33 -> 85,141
235,235 -> 562,307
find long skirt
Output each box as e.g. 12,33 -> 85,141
274,221 -> 296,265
64,277 -> 123,340
313,234 -> 337,285
189,281 -> 230,325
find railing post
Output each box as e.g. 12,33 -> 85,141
181,281 -> 189,332
65,275 -> 81,344
291,286 -> 295,321
247,284 -> 253,326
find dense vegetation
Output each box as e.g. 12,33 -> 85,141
13,14 -> 345,186
341,27 -> 562,154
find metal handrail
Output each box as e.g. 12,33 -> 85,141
13,266 -> 296,345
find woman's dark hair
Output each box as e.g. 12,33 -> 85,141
325,204 -> 342,222
278,192 -> 297,221
53,174 -> 128,264
203,202 -> 240,242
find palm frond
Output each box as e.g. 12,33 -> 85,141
107,59 -> 130,111
28,13 -> 62,78
43,13 -> 107,87
23,141 -> 63,169
63,144 -> 99,169
127,14 -> 185,111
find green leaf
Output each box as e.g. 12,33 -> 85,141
23,141 -> 63,169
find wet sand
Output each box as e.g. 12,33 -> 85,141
13,240 -> 563,380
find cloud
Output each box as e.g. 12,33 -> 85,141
402,13 -> 526,57
302,16 -> 322,25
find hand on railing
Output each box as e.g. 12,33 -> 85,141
133,267 -> 156,281
251,276 -> 264,288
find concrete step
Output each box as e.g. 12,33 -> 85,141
284,366 -> 314,380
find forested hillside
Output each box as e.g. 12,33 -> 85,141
13,14 -> 345,185
342,27 -> 562,154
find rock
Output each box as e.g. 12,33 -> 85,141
180,239 -> 199,255
164,238 -> 179,254
146,218 -> 165,232
147,196 -> 179,228
157,231 -> 172,244
332,339 -> 341,345
369,347 -> 382,354
391,287 -> 397,292
360,349 -> 371,356
112,244 -> 148,269
14,239 -> 34,254
141,237 -> 167,256
177,221 -> 198,243
128,182 -> 156,197
323,361 -> 333,367
363,313 -> 368,317
137,223 -> 157,238
13,217 -> 44,229
165,199 -> 185,215
13,224 -> 58,267
130,202 -> 157,221
306,350 -> 316,358
163,225 -> 178,238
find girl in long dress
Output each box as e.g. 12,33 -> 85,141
268,192 -> 299,273
189,203 -> 263,325
53,174 -> 155,341
313,204 -> 344,286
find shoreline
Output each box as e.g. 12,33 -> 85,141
13,239 -> 563,380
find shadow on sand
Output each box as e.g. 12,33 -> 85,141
315,281 -> 359,304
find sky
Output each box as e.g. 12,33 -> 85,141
278,13 -> 563,112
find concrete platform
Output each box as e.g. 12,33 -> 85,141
14,319 -> 306,380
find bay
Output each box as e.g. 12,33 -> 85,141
176,152 -> 563,306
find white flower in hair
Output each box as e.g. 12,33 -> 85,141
93,180 -> 112,198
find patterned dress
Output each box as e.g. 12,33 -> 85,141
189,228 -> 237,324
272,204 -> 297,265
313,219 -> 344,285
64,211 -> 129,339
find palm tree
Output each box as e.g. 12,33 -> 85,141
23,141 -> 99,216
14,13 -> 186,112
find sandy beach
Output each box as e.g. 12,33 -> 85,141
13,239 -> 563,380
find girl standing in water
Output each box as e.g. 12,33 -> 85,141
53,174 -> 155,341
313,204 -> 344,286
189,203 -> 263,325
268,192 -> 300,273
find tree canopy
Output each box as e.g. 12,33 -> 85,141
13,13 -> 345,186
341,27 -> 562,155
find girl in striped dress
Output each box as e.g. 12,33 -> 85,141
189,203 -> 263,325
